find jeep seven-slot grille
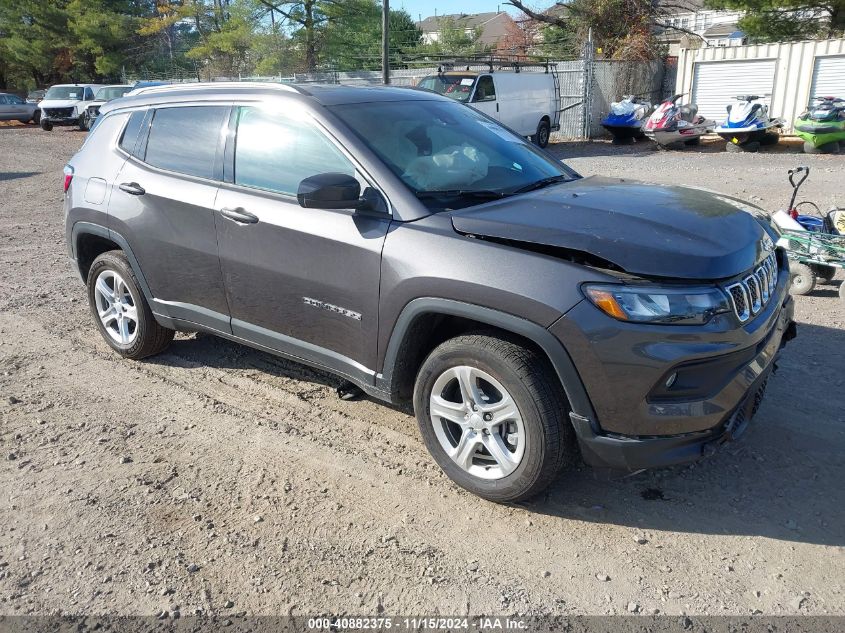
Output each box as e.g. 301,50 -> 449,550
724,252 -> 778,323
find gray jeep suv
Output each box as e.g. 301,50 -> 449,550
64,83 -> 795,502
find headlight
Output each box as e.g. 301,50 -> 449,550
583,283 -> 731,325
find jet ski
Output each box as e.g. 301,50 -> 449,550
794,96 -> 845,154
601,96 -> 652,144
643,94 -> 715,149
714,95 -> 783,152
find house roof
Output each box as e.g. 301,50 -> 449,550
655,0 -> 708,15
703,21 -> 744,37
417,12 -> 504,32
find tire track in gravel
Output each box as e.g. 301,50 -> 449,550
2,311 -> 639,616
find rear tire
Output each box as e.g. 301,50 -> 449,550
30,110 -> 41,125
413,332 -> 574,503
803,140 -> 840,154
86,250 -> 174,359
534,119 -> 551,148
810,263 -> 837,284
788,262 -> 816,296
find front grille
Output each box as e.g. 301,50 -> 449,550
725,252 -> 778,323
44,107 -> 74,118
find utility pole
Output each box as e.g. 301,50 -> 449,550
382,0 -> 390,84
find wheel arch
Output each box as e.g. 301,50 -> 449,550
71,222 -> 154,302
376,298 -> 596,425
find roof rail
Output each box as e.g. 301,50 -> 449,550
129,81 -> 304,96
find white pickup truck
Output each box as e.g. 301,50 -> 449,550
417,71 -> 561,147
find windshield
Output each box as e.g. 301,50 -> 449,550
96,86 -> 132,101
417,75 -> 477,103
45,86 -> 84,101
330,100 -> 578,210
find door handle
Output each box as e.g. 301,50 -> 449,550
220,207 -> 259,224
119,182 -> 145,196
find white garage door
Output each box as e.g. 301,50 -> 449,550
692,59 -> 777,122
810,55 -> 845,100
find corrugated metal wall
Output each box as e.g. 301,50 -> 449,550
676,38 -> 845,132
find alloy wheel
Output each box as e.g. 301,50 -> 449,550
429,365 -> 525,480
93,270 -> 139,346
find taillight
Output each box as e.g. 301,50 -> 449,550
63,165 -> 73,193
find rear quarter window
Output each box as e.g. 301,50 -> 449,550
118,110 -> 146,156
143,106 -> 229,179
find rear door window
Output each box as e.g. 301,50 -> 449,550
144,106 -> 228,179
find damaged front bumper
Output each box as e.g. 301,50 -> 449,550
570,301 -> 796,473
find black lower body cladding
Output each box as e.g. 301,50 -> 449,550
548,285 -> 795,472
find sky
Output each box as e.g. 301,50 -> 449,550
395,0 -> 523,23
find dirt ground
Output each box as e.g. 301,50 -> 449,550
1,124 -> 843,619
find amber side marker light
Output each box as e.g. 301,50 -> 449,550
584,287 -> 628,321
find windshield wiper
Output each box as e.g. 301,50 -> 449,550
414,189 -> 513,200
512,175 -> 570,194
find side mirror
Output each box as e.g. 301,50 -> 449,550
297,173 -> 360,209
297,173 -> 387,215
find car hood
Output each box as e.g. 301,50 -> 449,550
450,176 -> 773,280
39,99 -> 81,109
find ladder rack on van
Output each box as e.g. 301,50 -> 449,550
432,57 -> 558,75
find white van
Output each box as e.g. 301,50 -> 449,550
417,71 -> 560,147
38,83 -> 104,131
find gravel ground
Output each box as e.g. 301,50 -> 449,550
1,124 -> 843,619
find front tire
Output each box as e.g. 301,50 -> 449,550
413,332 -> 574,503
78,113 -> 89,131
40,120 -> 53,131
86,250 -> 174,359
30,110 -> 41,125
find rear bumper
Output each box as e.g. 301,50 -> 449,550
569,304 -> 796,473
